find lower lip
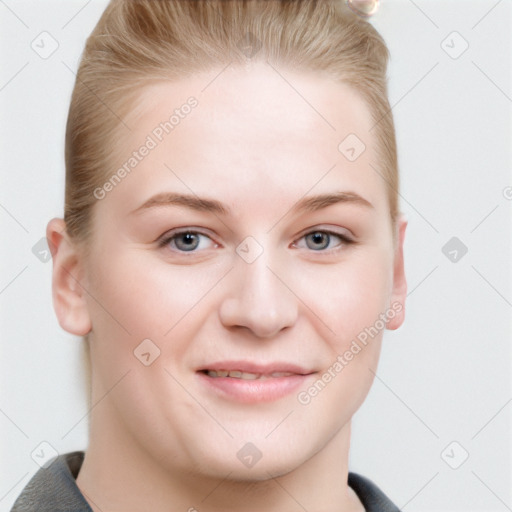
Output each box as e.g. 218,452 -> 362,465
197,372 -> 313,403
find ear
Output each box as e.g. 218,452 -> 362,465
46,218 -> 92,336
386,214 -> 407,330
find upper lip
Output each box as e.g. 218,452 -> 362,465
197,361 -> 314,376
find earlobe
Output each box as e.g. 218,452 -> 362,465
46,218 -> 92,336
387,214 -> 407,330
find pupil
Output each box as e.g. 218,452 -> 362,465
308,232 -> 329,250
177,233 -> 199,251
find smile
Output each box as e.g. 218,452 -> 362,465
204,370 -> 296,379
197,362 -> 316,403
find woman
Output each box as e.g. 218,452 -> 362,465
11,0 -> 406,510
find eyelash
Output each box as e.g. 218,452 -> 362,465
292,229 -> 354,252
157,228 -> 355,254
157,229 -> 216,252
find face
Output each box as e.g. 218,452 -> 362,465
68,62 -> 406,480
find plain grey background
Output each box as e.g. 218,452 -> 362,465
1,1 -> 511,510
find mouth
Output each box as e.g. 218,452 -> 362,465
196,362 -> 315,403
202,369 -> 297,380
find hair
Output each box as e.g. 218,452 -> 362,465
64,0 -> 399,248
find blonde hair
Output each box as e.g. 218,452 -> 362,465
65,0 -> 398,245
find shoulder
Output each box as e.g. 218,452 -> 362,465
10,451 -> 92,512
11,454 -> 399,512
348,472 -> 401,512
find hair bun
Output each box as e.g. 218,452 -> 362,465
345,0 -> 380,17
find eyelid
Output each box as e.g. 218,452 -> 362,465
293,225 -> 355,242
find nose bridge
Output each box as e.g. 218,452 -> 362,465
219,246 -> 298,337
242,253 -> 280,308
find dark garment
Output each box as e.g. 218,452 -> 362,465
349,472 -> 401,511
11,451 -> 400,511
11,452 -> 92,512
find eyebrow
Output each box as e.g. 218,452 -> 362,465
132,192 -> 229,215
292,191 -> 373,213
132,191 -> 373,216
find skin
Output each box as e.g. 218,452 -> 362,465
48,61 -> 407,512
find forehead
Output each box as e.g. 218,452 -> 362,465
104,62 -> 385,216
131,62 -> 374,149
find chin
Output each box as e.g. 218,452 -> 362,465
204,457 -> 303,483
191,436 -> 316,483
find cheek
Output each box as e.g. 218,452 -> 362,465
293,247 -> 392,407
295,247 -> 394,346
294,253 -> 390,426
84,247 -> 227,358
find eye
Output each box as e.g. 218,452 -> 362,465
158,230 -> 216,252
294,230 -> 352,251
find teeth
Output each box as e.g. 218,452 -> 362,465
236,371 -> 259,380
206,370 -> 294,379
207,370 -> 229,378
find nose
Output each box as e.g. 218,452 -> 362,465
218,254 -> 298,338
